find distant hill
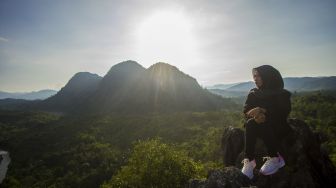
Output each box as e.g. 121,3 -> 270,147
207,76 -> 336,98
0,89 -> 57,100
40,72 -> 102,112
2,60 -> 236,114
207,89 -> 249,98
205,83 -> 242,90
284,77 -> 336,91
0,98 -> 37,110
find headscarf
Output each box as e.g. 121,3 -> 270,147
253,65 -> 284,90
251,65 -> 288,98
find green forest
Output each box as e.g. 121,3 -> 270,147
1,91 -> 335,187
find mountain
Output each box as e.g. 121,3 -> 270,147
208,89 -> 249,98
207,76 -> 336,98
85,61 -> 236,113
284,77 -> 336,91
85,60 -> 147,113
138,62 -> 232,112
12,61 -> 237,114
40,72 -> 102,112
0,89 -> 57,100
206,83 -> 241,90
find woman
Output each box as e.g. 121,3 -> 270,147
241,65 -> 291,179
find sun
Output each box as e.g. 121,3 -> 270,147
134,10 -> 198,68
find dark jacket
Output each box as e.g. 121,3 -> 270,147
243,88 -> 292,137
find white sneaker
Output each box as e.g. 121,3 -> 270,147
241,158 -> 256,179
260,154 -> 285,175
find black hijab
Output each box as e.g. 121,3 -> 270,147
251,65 -> 288,98
253,65 -> 284,90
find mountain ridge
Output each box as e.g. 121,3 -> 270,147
2,76 -> 334,100
6,60 -> 237,114
0,90 -> 57,100
207,76 -> 336,98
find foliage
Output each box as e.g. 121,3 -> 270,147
290,91 -> 336,165
0,110 -> 241,187
102,138 -> 204,188
1,90 -> 336,187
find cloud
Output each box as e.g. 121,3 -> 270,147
0,37 -> 9,42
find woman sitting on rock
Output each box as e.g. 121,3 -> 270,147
241,65 -> 292,179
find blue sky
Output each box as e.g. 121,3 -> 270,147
0,0 -> 335,92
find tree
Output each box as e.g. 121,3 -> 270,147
102,138 -> 204,188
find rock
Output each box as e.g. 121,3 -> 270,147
189,167 -> 251,188
0,150 -> 11,184
189,118 -> 336,188
221,127 -> 244,167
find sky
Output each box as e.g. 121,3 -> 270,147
0,0 -> 335,92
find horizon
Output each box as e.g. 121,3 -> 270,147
1,65 -> 335,93
1,0 -> 336,92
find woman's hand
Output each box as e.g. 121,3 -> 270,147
254,113 -> 266,124
246,107 -> 267,124
247,107 -> 266,118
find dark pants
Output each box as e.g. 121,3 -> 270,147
244,118 -> 279,160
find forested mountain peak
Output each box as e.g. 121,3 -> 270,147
64,72 -> 102,90
104,60 -> 146,78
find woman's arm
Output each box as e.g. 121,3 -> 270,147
243,91 -> 257,119
243,90 -> 267,122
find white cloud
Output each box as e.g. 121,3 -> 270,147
0,37 -> 9,42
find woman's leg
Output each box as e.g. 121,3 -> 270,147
242,118 -> 259,179
244,118 -> 260,160
259,123 -> 279,157
259,123 -> 285,175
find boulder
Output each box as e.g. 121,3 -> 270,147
189,118 -> 336,188
189,167 -> 250,188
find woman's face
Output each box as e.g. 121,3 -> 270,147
253,70 -> 263,88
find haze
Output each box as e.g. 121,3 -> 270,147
0,0 -> 335,92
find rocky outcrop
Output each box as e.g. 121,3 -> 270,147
0,151 -> 11,184
189,118 -> 336,188
189,167 -> 251,188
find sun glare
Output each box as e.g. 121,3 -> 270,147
134,10 -> 199,68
